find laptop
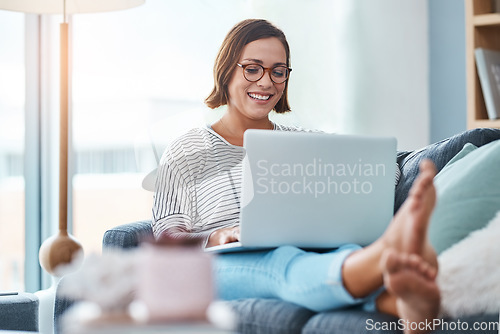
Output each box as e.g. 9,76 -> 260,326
205,129 -> 397,253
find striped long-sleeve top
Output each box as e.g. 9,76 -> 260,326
152,123 -> 303,243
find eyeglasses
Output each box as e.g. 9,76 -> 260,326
237,63 -> 292,84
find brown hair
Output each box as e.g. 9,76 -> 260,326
205,19 -> 291,113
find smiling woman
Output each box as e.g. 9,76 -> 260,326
151,18 -> 442,328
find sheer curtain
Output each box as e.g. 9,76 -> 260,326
0,10 -> 25,291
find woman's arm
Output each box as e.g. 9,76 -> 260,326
152,146 -> 199,241
153,140 -> 239,247
153,130 -> 244,248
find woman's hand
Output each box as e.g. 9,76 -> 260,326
206,226 -> 240,247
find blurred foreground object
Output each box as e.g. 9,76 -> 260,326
60,240 -> 236,333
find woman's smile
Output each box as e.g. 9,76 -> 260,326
248,92 -> 273,101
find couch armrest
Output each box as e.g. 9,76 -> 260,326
102,220 -> 153,250
0,292 -> 38,332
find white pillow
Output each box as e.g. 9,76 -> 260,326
438,211 -> 500,317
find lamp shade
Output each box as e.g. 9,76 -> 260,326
0,0 -> 144,14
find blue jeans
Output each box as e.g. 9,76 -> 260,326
214,244 -> 377,312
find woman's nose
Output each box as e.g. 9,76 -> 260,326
257,70 -> 274,87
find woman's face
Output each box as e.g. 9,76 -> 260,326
227,37 -> 287,122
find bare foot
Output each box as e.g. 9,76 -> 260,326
381,250 -> 440,334
341,160 -> 438,299
381,159 -> 438,267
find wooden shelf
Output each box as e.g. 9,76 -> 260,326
469,119 -> 500,128
466,0 -> 500,129
473,13 -> 500,26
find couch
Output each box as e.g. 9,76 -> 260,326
55,128 -> 500,334
0,292 -> 39,332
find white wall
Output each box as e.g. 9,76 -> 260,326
331,0 -> 429,151
429,0 -> 467,142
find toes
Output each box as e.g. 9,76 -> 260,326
406,254 -> 421,270
419,261 -> 437,280
420,159 -> 437,174
409,166 -> 435,198
406,254 -> 437,280
408,179 -> 430,203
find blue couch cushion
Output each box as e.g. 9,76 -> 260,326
302,309 -> 500,334
102,220 -> 153,250
0,292 -> 39,332
302,308 -> 400,334
227,298 -> 315,334
429,141 -> 500,254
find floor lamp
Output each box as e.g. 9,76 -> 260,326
0,0 -> 144,270
0,0 -> 144,332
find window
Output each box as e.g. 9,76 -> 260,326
71,1 -> 226,253
0,11 -> 25,291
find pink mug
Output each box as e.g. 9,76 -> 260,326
132,242 -> 215,322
